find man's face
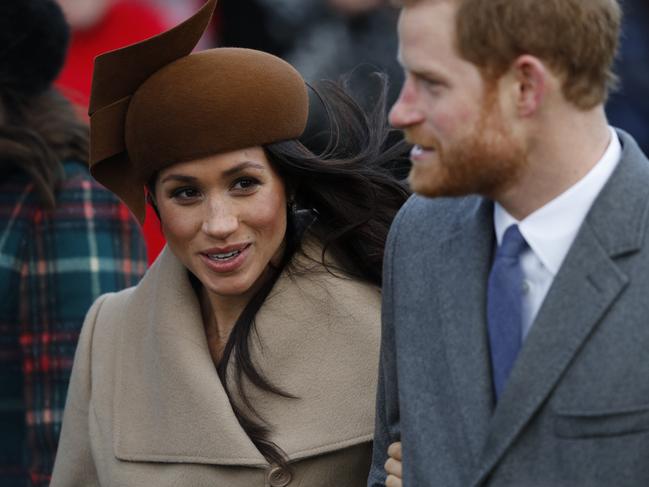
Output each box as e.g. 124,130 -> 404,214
390,0 -> 526,198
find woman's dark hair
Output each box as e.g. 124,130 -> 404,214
0,88 -> 89,208
213,74 -> 410,469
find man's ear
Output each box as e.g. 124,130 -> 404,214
510,55 -> 548,117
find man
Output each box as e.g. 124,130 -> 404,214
369,0 -> 649,486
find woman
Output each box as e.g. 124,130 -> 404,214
51,0 -> 408,485
0,1 -> 146,485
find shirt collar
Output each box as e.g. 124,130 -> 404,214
494,127 -> 621,275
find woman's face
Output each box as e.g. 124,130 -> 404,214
154,146 -> 287,299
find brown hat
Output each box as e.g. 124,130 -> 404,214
88,0 -> 309,223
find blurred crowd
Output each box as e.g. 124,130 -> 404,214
606,0 -> 649,155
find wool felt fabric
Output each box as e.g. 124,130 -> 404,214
89,0 -> 309,223
0,0 -> 69,96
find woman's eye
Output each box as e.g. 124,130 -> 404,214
171,187 -> 201,200
232,177 -> 260,192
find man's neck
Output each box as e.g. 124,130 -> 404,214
496,105 -> 611,221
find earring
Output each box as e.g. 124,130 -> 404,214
287,198 -> 297,215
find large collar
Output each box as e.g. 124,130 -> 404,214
112,245 -> 380,466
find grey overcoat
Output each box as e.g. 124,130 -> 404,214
51,246 -> 381,487
369,130 -> 649,487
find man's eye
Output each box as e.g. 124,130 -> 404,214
422,78 -> 441,90
413,74 -> 443,92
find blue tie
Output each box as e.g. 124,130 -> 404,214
487,224 -> 528,400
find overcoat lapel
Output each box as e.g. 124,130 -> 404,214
113,247 -> 267,466
472,130 -> 649,485
111,244 -> 380,467
438,197 -> 495,463
472,225 -> 628,485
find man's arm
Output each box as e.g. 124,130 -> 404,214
368,210 -> 404,487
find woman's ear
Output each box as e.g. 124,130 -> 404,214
146,188 -> 161,219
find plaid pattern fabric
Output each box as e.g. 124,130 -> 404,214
0,161 -> 147,487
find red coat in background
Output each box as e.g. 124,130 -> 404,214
56,0 -> 170,265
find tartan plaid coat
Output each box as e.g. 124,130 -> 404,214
0,161 -> 147,487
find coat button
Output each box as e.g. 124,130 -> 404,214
268,466 -> 292,487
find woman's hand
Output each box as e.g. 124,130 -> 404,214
385,441 -> 403,487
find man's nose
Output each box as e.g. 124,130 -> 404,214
389,78 -> 424,128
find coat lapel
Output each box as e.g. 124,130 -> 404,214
113,247 -> 267,466
112,245 -> 381,466
438,197 -> 496,463
473,225 -> 628,485
472,130 -> 649,485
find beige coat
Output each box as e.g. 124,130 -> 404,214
51,246 -> 381,487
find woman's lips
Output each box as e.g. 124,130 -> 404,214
200,244 -> 251,273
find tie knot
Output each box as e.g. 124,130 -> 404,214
498,225 -> 527,259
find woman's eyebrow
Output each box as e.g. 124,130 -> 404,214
160,161 -> 265,184
222,161 -> 265,177
159,174 -> 198,184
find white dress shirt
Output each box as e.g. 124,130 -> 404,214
493,127 -> 622,339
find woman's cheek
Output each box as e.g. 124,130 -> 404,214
159,205 -> 201,244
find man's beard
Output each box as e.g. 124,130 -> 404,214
408,97 -> 528,199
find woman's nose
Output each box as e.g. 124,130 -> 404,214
201,201 -> 239,239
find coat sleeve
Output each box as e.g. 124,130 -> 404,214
367,209 -> 404,487
49,294 -> 109,487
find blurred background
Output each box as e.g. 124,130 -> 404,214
53,0 -> 649,264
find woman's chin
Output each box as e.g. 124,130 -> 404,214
202,279 -> 255,299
